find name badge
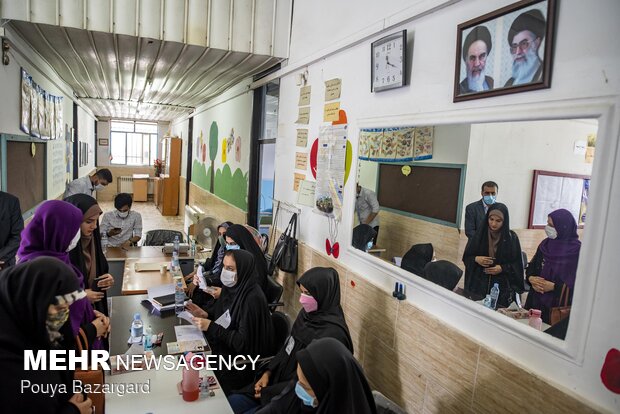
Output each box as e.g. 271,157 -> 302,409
285,336 -> 295,355
214,309 -> 231,329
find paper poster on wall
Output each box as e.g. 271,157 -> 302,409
296,107 -> 310,124
20,69 -> 31,135
323,102 -> 340,122
380,128 -> 398,159
293,173 -> 306,192
30,84 -> 39,138
295,152 -> 308,170
325,79 -> 341,101
413,126 -> 434,160
531,173 -> 587,227
573,140 -> 586,155
37,88 -> 46,139
296,129 -> 308,147
299,86 -> 311,106
315,125 -> 347,219
297,180 -> 316,207
585,133 -> 596,164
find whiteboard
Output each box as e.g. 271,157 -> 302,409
530,170 -> 588,228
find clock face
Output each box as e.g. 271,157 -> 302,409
372,31 -> 406,92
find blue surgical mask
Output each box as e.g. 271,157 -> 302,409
483,195 -> 496,205
226,244 -> 240,251
295,381 -> 317,407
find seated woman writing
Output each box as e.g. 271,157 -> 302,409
256,337 -> 377,414
462,203 -> 524,308
17,200 -> 110,350
0,257 -> 93,414
228,267 -> 354,413
524,209 -> 581,325
187,249 -> 275,394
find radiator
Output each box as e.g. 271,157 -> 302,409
117,176 -> 155,195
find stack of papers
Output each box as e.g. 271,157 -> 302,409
166,325 -> 211,354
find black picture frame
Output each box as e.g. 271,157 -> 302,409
371,30 -> 407,92
453,0 -> 556,102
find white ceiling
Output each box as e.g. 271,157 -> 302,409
10,21 -> 282,121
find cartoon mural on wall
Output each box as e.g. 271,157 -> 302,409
192,121 -> 249,211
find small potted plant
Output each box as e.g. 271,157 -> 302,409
154,158 -> 163,177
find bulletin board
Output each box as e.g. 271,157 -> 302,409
0,134 -> 47,217
528,170 -> 590,229
377,163 -> 466,227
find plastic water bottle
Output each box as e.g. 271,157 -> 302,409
528,309 -> 543,330
171,251 -> 180,272
173,235 -> 180,255
175,278 -> 185,315
101,232 -> 108,254
490,283 -> 500,310
131,313 -> 143,342
143,325 -> 153,351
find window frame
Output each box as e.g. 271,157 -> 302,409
110,120 -> 159,166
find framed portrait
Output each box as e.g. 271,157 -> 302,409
453,0 -> 556,102
98,138 -> 109,146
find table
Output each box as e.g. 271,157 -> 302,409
106,295 -> 233,413
122,258 -> 187,295
105,247 -> 194,297
132,174 -> 150,202
106,246 -> 193,262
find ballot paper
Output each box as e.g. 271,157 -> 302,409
214,309 -> 231,329
176,310 -> 194,324
196,265 -> 207,290
175,324 -> 206,343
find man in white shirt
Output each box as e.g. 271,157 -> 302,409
64,169 -> 113,198
355,183 -> 380,246
100,193 -> 142,247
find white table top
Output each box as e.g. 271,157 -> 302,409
105,367 -> 233,414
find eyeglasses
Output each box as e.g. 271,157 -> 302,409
510,39 -> 532,54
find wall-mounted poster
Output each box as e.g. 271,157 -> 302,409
20,69 -> 31,135
454,0 -> 556,102
314,125 -> 347,219
359,126 -> 434,162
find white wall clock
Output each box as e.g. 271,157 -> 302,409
371,30 -> 407,92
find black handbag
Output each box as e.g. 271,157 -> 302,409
270,213 -> 298,273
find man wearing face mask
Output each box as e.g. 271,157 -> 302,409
465,181 -> 498,240
64,168 -> 113,198
100,193 -> 142,247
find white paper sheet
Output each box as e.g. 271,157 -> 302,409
174,325 -> 207,344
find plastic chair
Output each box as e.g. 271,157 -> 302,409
142,230 -> 184,246
271,311 -> 292,352
372,390 -> 408,414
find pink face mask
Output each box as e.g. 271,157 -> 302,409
299,293 -> 318,313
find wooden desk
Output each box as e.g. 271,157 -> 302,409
122,257 -> 187,295
106,246 -> 193,262
132,174 -> 149,202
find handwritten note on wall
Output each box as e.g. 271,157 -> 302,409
325,79 -> 341,101
296,129 -> 308,147
293,173 -> 306,192
323,102 -> 340,122
299,86 -> 311,106
295,152 -> 308,170
296,107 -> 310,124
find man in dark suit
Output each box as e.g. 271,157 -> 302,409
464,181 -> 498,240
0,191 -> 24,269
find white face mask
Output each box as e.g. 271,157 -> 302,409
94,184 -> 105,191
66,229 -> 81,252
545,225 -> 558,239
117,210 -> 129,218
220,268 -> 237,287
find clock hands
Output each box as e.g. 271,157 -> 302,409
385,56 -> 397,68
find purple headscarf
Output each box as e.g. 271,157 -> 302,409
17,200 -> 99,346
537,209 -> 581,307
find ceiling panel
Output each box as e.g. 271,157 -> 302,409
10,21 -> 283,121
